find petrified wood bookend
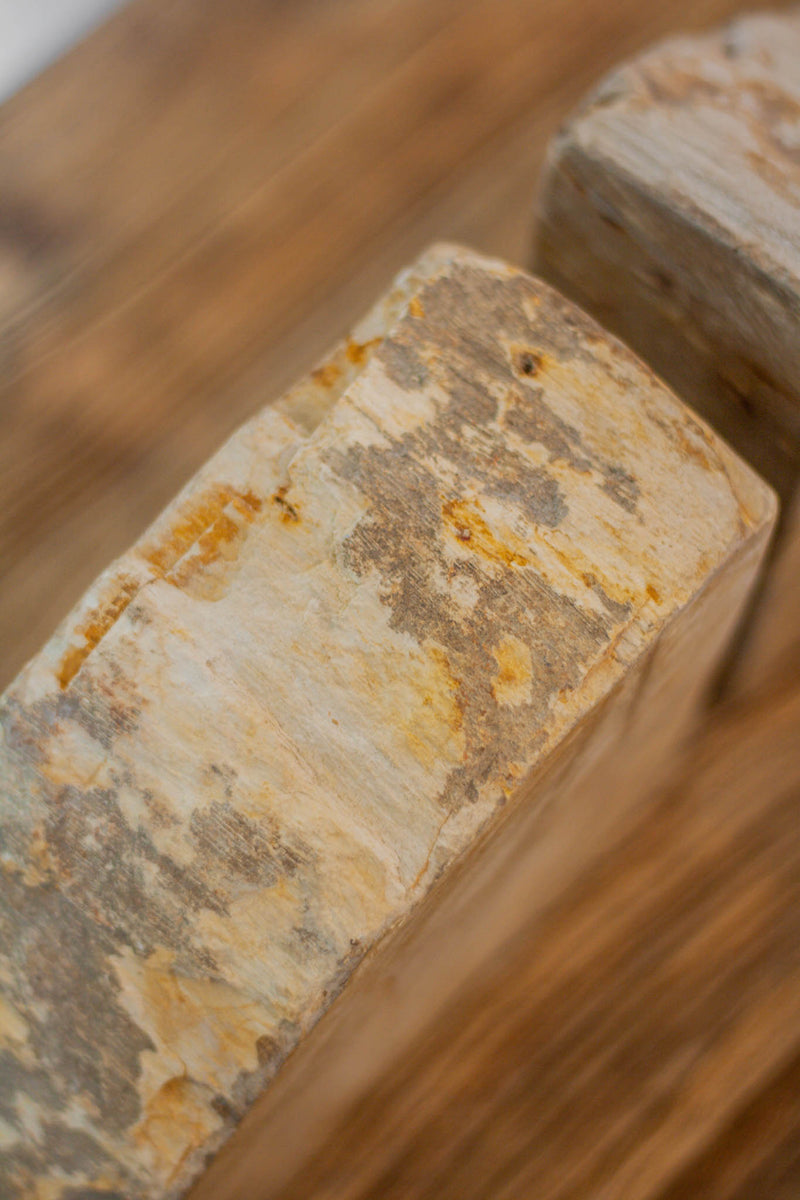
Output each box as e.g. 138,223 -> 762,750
535,11 -> 800,508
0,246 -> 775,1200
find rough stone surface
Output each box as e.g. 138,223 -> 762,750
535,9 -> 800,504
0,246 -> 775,1198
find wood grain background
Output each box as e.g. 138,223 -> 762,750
1,1 -> 798,1196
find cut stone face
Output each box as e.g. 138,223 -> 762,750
0,245 -> 775,1199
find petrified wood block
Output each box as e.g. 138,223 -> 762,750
533,11 -> 800,700
0,246 -> 775,1199
535,10 -> 800,505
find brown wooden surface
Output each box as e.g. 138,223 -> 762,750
2,0 -> 798,1197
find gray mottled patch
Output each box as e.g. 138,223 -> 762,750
385,266 -> 641,515
601,464 -> 641,513
584,574 -> 633,622
326,264 -> 628,815
189,801 -> 309,890
378,335 -> 430,390
504,387 -> 592,474
0,873 -> 153,1137
0,682 -> 317,1189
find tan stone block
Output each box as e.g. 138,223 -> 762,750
0,245 -> 775,1199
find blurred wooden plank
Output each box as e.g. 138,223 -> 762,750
659,1053 -> 800,1200
0,0 -> 786,686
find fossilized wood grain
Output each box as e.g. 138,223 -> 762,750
0,246 -> 775,1199
535,9 -> 800,504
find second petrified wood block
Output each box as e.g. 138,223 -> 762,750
535,10 -> 800,691
0,246 -> 775,1200
535,10 -> 800,505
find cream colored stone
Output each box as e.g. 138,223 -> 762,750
0,245 -> 775,1199
535,10 -> 800,503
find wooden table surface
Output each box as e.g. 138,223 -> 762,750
1,0 -> 798,1196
